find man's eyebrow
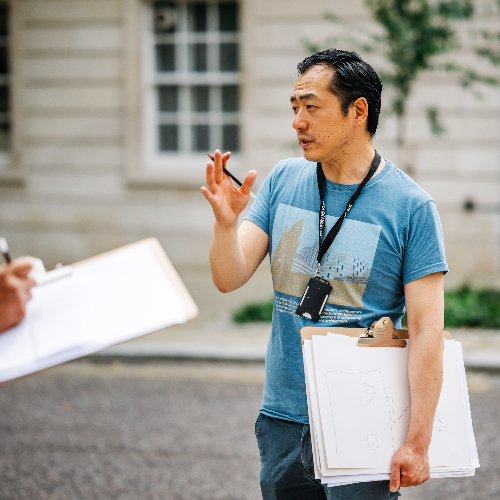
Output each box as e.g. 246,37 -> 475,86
290,93 -> 318,103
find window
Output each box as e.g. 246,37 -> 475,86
0,2 -> 9,167
143,1 -> 240,176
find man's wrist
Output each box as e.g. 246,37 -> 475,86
214,218 -> 239,233
404,432 -> 431,455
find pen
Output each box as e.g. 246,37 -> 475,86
207,154 -> 256,199
0,237 -> 12,264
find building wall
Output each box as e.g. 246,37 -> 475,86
0,0 -> 498,323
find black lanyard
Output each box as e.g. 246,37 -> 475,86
315,152 -> 381,275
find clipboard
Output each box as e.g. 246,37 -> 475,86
301,317 -> 452,347
0,238 -> 198,383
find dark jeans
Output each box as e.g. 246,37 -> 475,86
255,413 -> 401,500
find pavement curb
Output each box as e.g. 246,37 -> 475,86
92,342 -> 267,363
90,343 -> 500,371
463,350 -> 500,372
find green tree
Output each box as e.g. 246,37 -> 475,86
306,0 -> 500,172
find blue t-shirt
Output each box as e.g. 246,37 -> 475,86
245,158 -> 448,424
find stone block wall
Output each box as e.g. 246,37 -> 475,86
0,0 -> 498,322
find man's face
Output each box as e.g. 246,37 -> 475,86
291,64 -> 352,163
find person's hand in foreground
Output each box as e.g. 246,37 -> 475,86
0,258 -> 36,333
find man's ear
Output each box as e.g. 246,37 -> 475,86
352,97 -> 369,128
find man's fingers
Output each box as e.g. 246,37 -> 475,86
201,186 -> 215,204
221,151 -> 231,168
205,161 -> 217,193
390,461 -> 401,493
213,149 -> 223,184
240,170 -> 257,197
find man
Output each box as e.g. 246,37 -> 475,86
0,258 -> 35,333
201,49 -> 447,499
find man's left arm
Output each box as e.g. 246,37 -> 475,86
390,271 -> 444,492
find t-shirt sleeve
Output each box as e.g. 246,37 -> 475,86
402,200 -> 448,285
244,168 -> 273,235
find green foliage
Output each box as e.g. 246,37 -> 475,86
233,287 -> 500,329
443,287 -> 500,328
308,0 -> 500,137
232,298 -> 273,323
366,0 -> 475,118
474,3 -> 500,66
476,46 -> 500,65
426,106 -> 446,136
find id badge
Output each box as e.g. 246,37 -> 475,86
296,276 -> 332,322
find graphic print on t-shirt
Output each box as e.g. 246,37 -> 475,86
271,204 -> 381,308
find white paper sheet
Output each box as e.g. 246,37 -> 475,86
0,318 -> 36,371
71,243 -> 187,347
304,338 -> 401,477
325,468 -> 475,487
325,369 -> 396,467
29,274 -> 91,359
303,343 -> 321,479
428,340 -> 472,468
312,336 -> 410,469
455,342 -> 480,469
0,241 -> 190,382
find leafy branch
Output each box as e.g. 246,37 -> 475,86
305,0 -> 500,168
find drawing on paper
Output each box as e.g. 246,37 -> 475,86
324,368 -> 435,468
325,369 -> 395,466
365,383 -> 376,402
391,401 -> 411,437
396,403 -> 411,422
367,434 -> 378,450
434,415 -> 447,432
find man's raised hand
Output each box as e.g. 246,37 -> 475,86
201,149 -> 257,228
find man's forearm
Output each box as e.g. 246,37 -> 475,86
406,327 -> 443,451
209,221 -> 248,293
390,272 -> 444,491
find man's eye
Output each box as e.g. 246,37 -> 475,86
307,105 -> 315,109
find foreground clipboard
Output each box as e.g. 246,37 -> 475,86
0,238 -> 198,383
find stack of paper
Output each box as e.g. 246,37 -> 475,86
302,333 -> 479,487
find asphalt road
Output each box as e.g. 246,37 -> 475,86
0,361 -> 498,500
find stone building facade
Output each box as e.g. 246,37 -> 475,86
0,0 -> 499,321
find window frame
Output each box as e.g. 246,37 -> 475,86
0,0 -> 24,186
126,0 -> 242,187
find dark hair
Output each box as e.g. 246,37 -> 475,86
297,49 -> 382,137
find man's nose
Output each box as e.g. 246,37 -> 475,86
292,110 -> 307,130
